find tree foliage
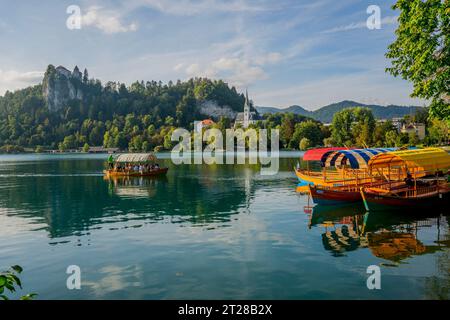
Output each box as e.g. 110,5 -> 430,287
331,107 -> 375,147
0,265 -> 37,300
386,0 -> 450,122
0,75 -> 246,152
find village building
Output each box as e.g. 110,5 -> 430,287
401,123 -> 426,140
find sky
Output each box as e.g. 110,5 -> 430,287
0,0 -> 426,110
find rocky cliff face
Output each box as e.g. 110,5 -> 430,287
198,100 -> 237,119
42,65 -> 84,112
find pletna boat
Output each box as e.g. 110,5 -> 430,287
296,147 -> 348,192
295,147 -> 397,193
309,184 -> 363,206
103,153 -> 168,178
360,148 -> 450,211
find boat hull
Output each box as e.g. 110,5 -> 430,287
104,168 -> 168,178
361,187 -> 450,211
295,169 -> 374,192
309,185 -> 362,206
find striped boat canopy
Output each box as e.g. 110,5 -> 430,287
303,147 -> 349,161
114,153 -> 157,163
321,148 -> 397,169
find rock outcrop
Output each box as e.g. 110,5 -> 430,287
42,65 -> 84,112
198,100 -> 237,119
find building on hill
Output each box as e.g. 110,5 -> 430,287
401,123 -> 426,140
55,66 -> 72,78
234,90 -> 261,129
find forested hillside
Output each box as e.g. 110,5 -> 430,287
0,65 -> 246,151
256,100 -> 423,122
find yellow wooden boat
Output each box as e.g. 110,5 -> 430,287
296,148 -> 397,193
103,153 -> 168,178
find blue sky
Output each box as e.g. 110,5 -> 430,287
0,0 -> 425,110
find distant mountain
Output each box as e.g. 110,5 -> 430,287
256,100 -> 424,123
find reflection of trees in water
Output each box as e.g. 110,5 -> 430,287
424,249 -> 450,300
310,205 -> 450,263
0,160 -> 258,238
424,219 -> 450,300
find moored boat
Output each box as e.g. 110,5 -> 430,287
309,184 -> 363,206
360,148 -> 450,211
295,147 -> 397,193
361,182 -> 450,211
309,180 -> 406,206
103,153 -> 169,178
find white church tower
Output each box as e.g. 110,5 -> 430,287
243,90 -> 251,129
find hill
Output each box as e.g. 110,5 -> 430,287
0,64 -> 246,151
256,100 -> 424,122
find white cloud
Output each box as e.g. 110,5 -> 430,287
323,16 -> 398,34
254,52 -> 282,65
181,55 -> 270,88
82,6 -> 138,34
173,63 -> 185,71
0,70 -> 43,95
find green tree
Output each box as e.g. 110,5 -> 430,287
114,132 -> 127,150
386,0 -> 450,122
352,108 -> 376,147
290,120 -> 323,148
279,114 -> 295,148
385,130 -> 399,147
299,138 -> 311,151
165,116 -> 175,126
408,132 -> 420,145
129,135 -> 143,152
142,141 -> 150,152
331,107 -> 375,147
374,121 -> 396,147
428,118 -> 449,145
323,137 -> 335,147
331,109 -> 354,146
82,143 -> 90,153
35,145 -> 44,153
83,68 -> 89,84
59,135 -> 76,151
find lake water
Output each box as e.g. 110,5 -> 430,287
0,153 -> 448,300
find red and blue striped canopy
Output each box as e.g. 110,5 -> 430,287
321,148 -> 397,169
303,147 -> 349,161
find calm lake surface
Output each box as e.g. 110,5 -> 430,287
0,152 -> 448,300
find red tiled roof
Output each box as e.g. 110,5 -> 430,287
202,119 -> 215,125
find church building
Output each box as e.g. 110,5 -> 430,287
234,90 -> 260,129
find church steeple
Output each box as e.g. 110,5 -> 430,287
243,89 -> 250,128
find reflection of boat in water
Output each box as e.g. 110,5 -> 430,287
106,175 -> 167,198
368,232 -> 431,262
103,153 -> 168,178
309,204 -> 449,262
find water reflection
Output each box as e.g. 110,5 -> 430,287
308,205 -> 450,263
0,158 -> 272,239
